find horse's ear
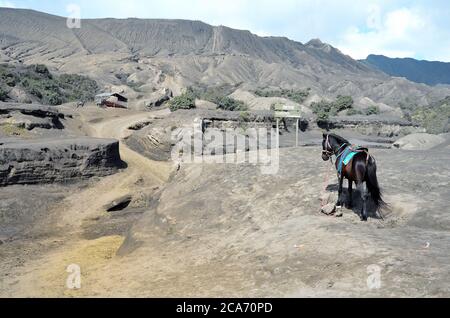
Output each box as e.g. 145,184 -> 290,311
322,133 -> 327,138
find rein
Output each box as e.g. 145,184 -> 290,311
322,134 -> 348,162
320,135 -> 348,210
320,159 -> 335,209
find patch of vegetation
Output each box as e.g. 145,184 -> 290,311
399,96 -> 450,134
365,105 -> 380,115
214,96 -> 247,111
127,81 -> 143,92
346,106 -> 379,116
194,84 -> 240,103
58,74 -> 99,102
0,123 -> 27,136
168,88 -> 196,112
254,88 -> 311,104
237,111 -> 251,129
0,85 -> 9,101
333,95 -> 354,112
346,108 -> 363,116
311,95 -> 354,121
413,98 -> 450,134
239,111 -> 251,122
311,100 -> 336,121
170,85 -> 248,112
33,64 -> 51,75
0,63 -> 98,105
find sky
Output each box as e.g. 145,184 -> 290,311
1,0 -> 450,62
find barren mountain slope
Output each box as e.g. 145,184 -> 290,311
1,8 -> 450,106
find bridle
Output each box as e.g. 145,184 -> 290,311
322,134 -> 334,158
322,134 -> 348,162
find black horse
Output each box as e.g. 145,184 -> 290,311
321,133 -> 386,221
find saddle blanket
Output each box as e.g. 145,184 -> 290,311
337,147 -> 364,175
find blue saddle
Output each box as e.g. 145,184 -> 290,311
337,146 -> 365,175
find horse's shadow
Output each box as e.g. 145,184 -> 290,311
326,184 -> 381,220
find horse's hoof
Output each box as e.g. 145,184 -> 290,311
361,216 -> 368,222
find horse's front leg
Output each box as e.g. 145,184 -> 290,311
337,174 -> 344,207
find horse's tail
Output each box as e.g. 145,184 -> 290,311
366,156 -> 387,213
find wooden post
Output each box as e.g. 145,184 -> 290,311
274,104 -> 301,148
276,118 -> 280,148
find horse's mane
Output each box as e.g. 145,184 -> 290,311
327,133 -> 350,145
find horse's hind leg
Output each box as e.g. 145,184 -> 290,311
357,181 -> 368,221
347,179 -> 353,209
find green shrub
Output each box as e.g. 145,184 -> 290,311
175,85 -> 248,111
3,74 -> 17,87
29,86 -> 43,99
33,64 -> 51,77
46,92 -> 64,106
169,92 -> 196,112
254,88 -> 311,104
58,74 -> 98,102
347,108 -> 363,116
214,96 -> 247,111
191,84 -> 240,102
311,100 -> 336,120
1,123 -> 27,136
0,63 -> 98,105
5,77 -> 17,87
365,105 -> 380,115
412,101 -> 450,134
0,86 -> 9,101
397,96 -> 450,134
334,95 -> 354,112
311,95 -> 355,121
239,111 -> 251,122
237,111 -> 251,129
0,64 -> 18,87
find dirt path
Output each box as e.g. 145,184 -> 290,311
54,109 -> 173,228
0,108 -> 174,297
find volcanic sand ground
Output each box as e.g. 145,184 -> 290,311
0,106 -> 449,297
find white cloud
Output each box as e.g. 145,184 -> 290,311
336,5 -> 450,61
384,8 -> 425,38
366,4 -> 382,30
0,0 -> 16,7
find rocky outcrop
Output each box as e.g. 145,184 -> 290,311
319,115 -> 424,137
126,127 -> 173,161
7,87 -> 33,104
0,102 -> 64,131
125,109 -> 303,161
195,99 -> 217,110
229,89 -> 314,118
143,88 -> 173,109
392,133 -> 447,150
104,194 -> 133,212
0,137 -> 123,186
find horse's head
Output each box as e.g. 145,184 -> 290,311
322,133 -> 333,161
